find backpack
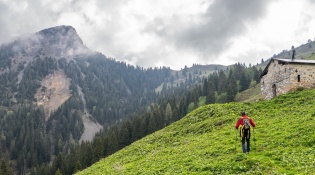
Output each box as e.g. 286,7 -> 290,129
243,118 -> 251,130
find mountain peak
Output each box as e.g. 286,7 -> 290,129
36,25 -> 76,36
34,25 -> 90,57
0,25 -> 92,74
6,25 -> 91,59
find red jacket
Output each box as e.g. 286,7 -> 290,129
235,115 -> 256,129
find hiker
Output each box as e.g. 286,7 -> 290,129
235,112 -> 256,153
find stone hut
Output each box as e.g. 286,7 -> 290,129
260,58 -> 315,100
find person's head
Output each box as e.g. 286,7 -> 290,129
241,111 -> 246,116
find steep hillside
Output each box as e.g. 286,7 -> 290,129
78,88 -> 315,174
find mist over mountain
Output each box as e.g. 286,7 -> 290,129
34,26 -> 90,57
1,26 -> 91,73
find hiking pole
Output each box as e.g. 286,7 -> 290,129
235,128 -> 237,152
253,127 -> 256,152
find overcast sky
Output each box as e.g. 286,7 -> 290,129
1,0 -> 315,70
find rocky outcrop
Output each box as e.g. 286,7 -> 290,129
35,25 -> 90,58
0,25 -> 92,74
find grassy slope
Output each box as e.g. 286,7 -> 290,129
235,83 -> 262,102
77,89 -> 315,175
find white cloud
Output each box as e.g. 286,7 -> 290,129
215,0 -> 315,66
1,0 -> 315,70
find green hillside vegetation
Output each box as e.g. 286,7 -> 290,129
235,82 -> 262,102
77,88 -> 315,174
304,52 -> 315,60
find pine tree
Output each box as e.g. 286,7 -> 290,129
202,78 -> 209,96
217,70 -> 227,94
0,159 -> 13,175
227,69 -> 238,102
253,66 -> 260,83
74,160 -> 82,174
239,70 -> 249,91
164,103 -> 172,126
148,113 -> 157,134
108,126 -> 119,155
55,169 -> 61,175
131,115 -> 141,142
206,81 -> 216,104
118,120 -> 132,148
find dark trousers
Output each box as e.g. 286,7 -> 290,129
241,129 -> 251,153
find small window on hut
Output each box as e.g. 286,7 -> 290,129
297,75 -> 301,82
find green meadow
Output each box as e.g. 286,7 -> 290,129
77,89 -> 315,174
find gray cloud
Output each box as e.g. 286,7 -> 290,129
0,0 -> 60,43
146,0 -> 272,61
1,0 -> 315,70
0,0 -> 273,68
0,0 -> 124,47
0,2 -> 10,43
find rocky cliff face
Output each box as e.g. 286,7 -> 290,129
35,25 -> 90,58
0,25 -> 91,74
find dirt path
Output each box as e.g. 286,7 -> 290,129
77,85 -> 102,142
